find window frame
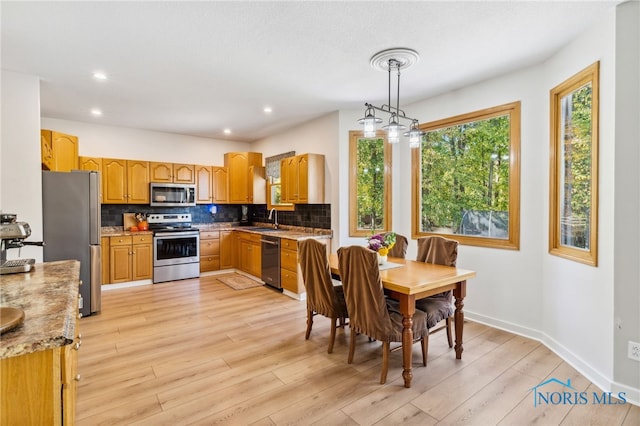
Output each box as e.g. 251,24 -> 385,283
549,62 -> 599,266
349,130 -> 392,237
411,101 -> 521,250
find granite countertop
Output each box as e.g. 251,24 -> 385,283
0,260 -> 80,359
101,223 -> 332,240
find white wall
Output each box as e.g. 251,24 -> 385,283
613,0 -> 640,397
542,7 -> 617,393
40,117 -> 250,165
1,70 -> 44,261
251,112 -> 340,235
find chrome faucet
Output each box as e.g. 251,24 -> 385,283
268,208 -> 279,229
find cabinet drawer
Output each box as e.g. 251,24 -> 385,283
200,239 -> 220,256
281,267 -> 299,293
200,230 -> 220,240
200,255 -> 220,272
281,238 -> 297,251
132,234 -> 152,244
110,236 -> 132,246
280,248 -> 298,271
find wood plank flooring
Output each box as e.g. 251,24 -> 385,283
77,274 -> 639,425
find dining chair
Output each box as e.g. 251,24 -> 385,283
337,245 -> 429,384
385,233 -> 408,259
415,235 -> 459,350
298,238 -> 349,353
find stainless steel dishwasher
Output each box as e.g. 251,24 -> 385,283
261,235 -> 281,289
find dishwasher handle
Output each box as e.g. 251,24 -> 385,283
260,239 -> 279,246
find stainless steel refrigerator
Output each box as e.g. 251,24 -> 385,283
43,170 -> 101,316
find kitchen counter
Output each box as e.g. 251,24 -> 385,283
101,223 -> 332,240
0,260 -> 80,359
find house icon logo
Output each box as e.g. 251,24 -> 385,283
529,378 -> 577,407
529,377 -> 627,407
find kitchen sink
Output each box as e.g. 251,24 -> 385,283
248,227 -> 280,232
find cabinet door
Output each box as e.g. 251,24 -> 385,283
239,239 -> 252,274
102,158 -> 128,204
195,165 -> 212,204
127,160 -> 150,204
110,245 -> 132,283
40,131 -> 54,170
149,162 -> 173,182
226,152 -> 250,203
296,155 -> 309,202
212,166 -> 229,203
132,242 -> 152,280
284,157 -> 298,202
51,131 -> 79,172
220,230 -> 233,269
173,164 -> 195,184
250,241 -> 262,277
80,157 -> 103,203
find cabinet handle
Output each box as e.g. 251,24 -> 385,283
74,340 -> 82,350
74,374 -> 81,382
78,333 -> 82,339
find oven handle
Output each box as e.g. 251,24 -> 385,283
260,239 -> 279,246
154,231 -> 200,238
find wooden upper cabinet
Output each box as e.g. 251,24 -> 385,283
212,166 -> 229,203
224,152 -> 263,204
195,165 -> 212,204
40,130 -> 79,172
281,153 -> 324,204
174,164 -> 195,183
103,158 -> 149,204
150,162 -> 195,183
79,156 -> 104,203
79,156 -> 102,172
103,158 -> 127,204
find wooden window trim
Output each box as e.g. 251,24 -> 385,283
349,130 -> 392,237
411,101 -> 521,250
549,62 -> 599,266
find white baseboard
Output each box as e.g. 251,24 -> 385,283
465,311 -> 640,407
102,279 -> 152,291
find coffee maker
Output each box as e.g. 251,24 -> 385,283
240,205 -> 250,225
0,213 -> 41,274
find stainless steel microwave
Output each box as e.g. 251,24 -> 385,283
150,183 -> 196,207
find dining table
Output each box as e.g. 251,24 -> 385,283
328,254 -> 476,388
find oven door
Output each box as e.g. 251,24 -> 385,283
153,231 -> 200,267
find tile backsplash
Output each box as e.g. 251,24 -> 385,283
101,203 -> 331,229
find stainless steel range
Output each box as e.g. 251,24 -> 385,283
148,213 -> 200,283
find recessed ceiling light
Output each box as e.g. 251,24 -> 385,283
92,71 -> 108,81
90,108 -> 103,116
223,128 -> 231,135
263,106 -> 272,114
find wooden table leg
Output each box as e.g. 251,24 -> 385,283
398,293 -> 416,388
453,281 -> 467,359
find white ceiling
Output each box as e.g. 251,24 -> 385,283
1,1 -> 622,143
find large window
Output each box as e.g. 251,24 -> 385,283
549,62 -> 599,266
349,131 -> 392,236
412,102 -> 521,249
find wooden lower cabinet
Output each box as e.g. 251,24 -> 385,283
0,303 -> 80,425
280,238 -> 302,294
237,232 -> 261,277
220,230 -> 233,270
101,236 -> 110,285
109,234 -> 152,283
200,230 -> 220,272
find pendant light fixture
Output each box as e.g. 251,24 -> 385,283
358,48 -> 425,147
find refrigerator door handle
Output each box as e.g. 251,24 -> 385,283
90,244 -> 102,313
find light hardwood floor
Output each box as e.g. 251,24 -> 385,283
77,274 -> 639,425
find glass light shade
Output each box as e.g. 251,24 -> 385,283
382,117 -> 405,144
404,122 -> 425,148
358,108 -> 382,138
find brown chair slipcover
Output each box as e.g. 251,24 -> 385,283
386,233 -> 408,259
337,245 -> 429,383
298,238 -> 348,353
415,236 -> 459,347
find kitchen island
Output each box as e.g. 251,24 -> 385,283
0,260 -> 81,425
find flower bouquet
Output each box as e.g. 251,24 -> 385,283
367,232 -> 396,264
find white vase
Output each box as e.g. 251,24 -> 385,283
377,253 -> 387,265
